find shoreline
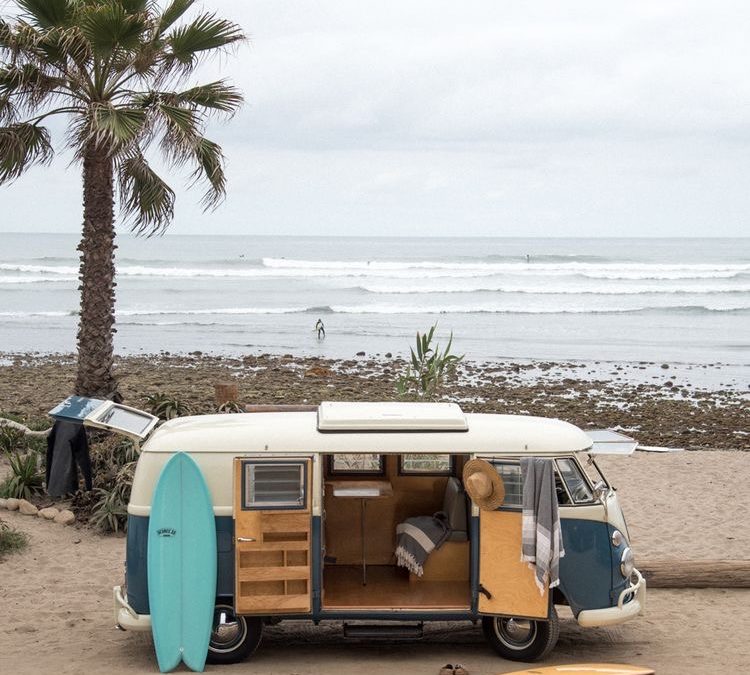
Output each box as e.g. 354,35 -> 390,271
0,351 -> 747,450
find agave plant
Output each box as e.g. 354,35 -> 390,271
0,1 -> 245,399
397,323 -> 464,401
0,450 -> 44,499
144,392 -> 191,420
216,400 -> 243,414
89,460 -> 134,532
0,425 -> 26,454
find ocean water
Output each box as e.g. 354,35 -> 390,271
0,233 -> 748,374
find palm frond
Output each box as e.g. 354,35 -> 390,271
72,102 -> 147,155
190,135 -> 225,208
0,63 -> 67,112
166,13 -> 244,69
79,2 -> 148,55
173,80 -> 243,116
17,0 -> 72,30
156,0 -> 197,37
0,122 -> 53,183
95,102 -> 147,145
0,95 -> 19,124
118,151 -> 175,236
38,26 -> 92,67
0,20 -> 44,63
154,100 -> 198,159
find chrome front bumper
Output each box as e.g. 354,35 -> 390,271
576,568 -> 646,628
113,585 -> 151,632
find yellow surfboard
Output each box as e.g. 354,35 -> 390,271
502,665 -> 655,675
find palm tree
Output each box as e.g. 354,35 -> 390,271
0,0 -> 244,400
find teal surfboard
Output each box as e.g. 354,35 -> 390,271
148,452 -> 217,672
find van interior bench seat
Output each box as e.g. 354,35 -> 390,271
323,565 -> 470,610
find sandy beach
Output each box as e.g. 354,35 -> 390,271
1,353 -> 749,674
1,449 -> 749,674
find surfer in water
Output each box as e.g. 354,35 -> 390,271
315,319 -> 326,340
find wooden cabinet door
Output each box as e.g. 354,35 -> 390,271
478,509 -> 549,619
233,458 -> 312,615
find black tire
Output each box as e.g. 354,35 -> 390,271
206,602 -> 263,665
482,606 -> 559,662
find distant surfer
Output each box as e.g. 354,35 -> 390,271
315,318 -> 326,340
525,254 -> 531,263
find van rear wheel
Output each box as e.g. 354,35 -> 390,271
206,602 -> 262,665
482,607 -> 559,662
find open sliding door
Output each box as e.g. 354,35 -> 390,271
233,458 -> 312,615
476,459 -> 549,619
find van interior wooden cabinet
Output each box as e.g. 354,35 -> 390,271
233,458 -> 312,614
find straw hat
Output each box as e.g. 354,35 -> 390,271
463,459 -> 505,510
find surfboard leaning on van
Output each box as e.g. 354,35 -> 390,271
51,397 -> 645,665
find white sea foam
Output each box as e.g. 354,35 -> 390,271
358,281 -> 750,295
7,302 -> 743,320
0,275 -> 76,284
2,260 -> 748,282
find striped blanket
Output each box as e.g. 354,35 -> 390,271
395,515 -> 450,576
520,457 -> 565,594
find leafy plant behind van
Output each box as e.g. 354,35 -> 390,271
89,462 -> 135,534
144,393 -> 192,420
0,426 -> 26,455
0,451 -> 44,500
397,324 -> 463,401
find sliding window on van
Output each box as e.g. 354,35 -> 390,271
328,454 -> 385,475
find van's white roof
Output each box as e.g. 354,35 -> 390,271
141,410 -> 592,456
317,401 -> 468,431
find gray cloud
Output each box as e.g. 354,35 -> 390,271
2,0 -> 749,236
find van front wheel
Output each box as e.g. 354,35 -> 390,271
482,607 -> 559,662
206,603 -> 263,665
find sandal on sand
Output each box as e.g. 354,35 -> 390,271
438,665 -> 454,675
454,665 -> 469,675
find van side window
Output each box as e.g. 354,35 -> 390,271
399,454 -> 453,475
556,458 -> 595,504
328,454 -> 385,475
491,460 -> 523,507
242,461 -> 306,509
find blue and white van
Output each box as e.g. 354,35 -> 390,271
54,398 -> 645,663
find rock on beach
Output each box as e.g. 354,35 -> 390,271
38,507 -> 60,520
5,498 -> 20,511
18,499 -> 38,516
54,509 -> 75,526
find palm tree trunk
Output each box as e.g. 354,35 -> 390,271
74,145 -> 120,400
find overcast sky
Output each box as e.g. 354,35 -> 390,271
2,0 -> 749,237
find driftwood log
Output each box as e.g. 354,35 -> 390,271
0,418 -> 51,437
639,559 -> 750,588
244,404 -> 318,413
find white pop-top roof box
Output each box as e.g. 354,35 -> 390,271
317,401 -> 469,432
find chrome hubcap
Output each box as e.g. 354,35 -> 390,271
210,605 -> 246,653
494,617 -> 537,650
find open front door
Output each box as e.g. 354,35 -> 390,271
233,458 -> 312,615
475,460 -> 549,619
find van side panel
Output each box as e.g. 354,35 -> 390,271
126,515 -> 149,614
126,515 -> 235,615
558,519 -> 613,616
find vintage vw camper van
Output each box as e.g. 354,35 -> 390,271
57,399 -> 645,663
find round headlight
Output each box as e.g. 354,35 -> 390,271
611,529 -> 623,547
620,547 -> 634,577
